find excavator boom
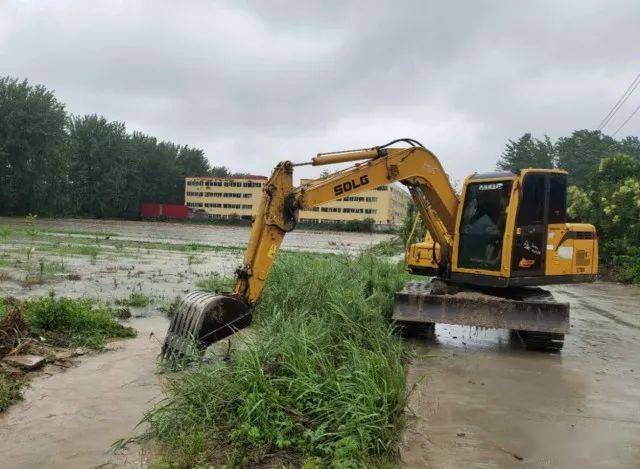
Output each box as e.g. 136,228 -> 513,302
164,140 -> 458,357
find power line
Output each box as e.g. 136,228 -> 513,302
612,101 -> 640,137
597,71 -> 640,131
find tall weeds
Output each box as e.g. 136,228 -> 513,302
145,252 -> 410,467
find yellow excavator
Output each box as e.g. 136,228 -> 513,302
163,139 -> 598,356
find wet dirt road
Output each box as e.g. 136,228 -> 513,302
0,315 -> 167,468
401,281 -> 640,468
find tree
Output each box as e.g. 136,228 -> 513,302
618,136 -> 640,163
127,133 -> 181,208
597,153 -> 640,188
568,152 -> 640,257
556,130 -> 617,188
0,77 -> 68,215
496,133 -> 555,172
67,115 -> 130,217
176,146 -> 210,177
210,166 -> 231,177
174,146 -> 210,204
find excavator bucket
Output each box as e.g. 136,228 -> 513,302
161,291 -> 252,360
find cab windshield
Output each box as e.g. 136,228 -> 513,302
458,180 -> 512,271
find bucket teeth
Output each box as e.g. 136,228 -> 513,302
162,291 -> 252,360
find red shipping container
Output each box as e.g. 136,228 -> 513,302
140,204 -> 191,219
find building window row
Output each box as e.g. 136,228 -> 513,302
187,180 -> 264,188
340,196 -> 378,203
188,192 -> 255,199
311,207 -> 378,214
223,181 -> 264,188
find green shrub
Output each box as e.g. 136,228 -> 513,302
612,248 -> 640,284
26,292 -> 136,348
144,252 -> 410,466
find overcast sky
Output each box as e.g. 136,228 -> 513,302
1,1 -> 639,183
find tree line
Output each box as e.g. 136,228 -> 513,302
0,77 -> 233,218
2,76 -> 639,281
497,131 -> 640,282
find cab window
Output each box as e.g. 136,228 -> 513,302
548,174 -> 567,224
458,181 -> 512,271
516,174 -> 546,226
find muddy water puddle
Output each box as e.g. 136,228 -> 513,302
401,282 -> 640,468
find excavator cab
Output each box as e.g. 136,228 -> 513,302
449,169 -> 598,286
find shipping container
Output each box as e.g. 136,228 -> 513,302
140,204 -> 191,219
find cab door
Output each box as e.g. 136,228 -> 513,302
512,173 -> 548,276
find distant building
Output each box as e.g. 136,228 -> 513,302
184,176 -> 267,220
297,179 -> 411,227
184,176 -> 411,227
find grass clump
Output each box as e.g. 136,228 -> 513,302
0,294 -> 136,412
115,292 -> 150,308
25,292 -> 136,348
0,370 -> 23,412
144,251 -> 410,467
196,273 -> 234,293
366,237 -> 405,257
158,296 -> 182,319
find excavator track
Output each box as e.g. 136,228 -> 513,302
393,279 -> 569,352
515,330 -> 565,351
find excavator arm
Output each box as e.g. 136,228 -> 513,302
235,142 -> 459,306
163,140 -> 459,358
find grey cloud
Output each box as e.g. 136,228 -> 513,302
1,0 -> 639,181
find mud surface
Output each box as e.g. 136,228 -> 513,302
1,218 -> 639,468
401,282 -> 640,468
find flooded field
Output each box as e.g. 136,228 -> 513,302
0,216 -> 391,255
1,217 -> 639,468
0,217 -> 393,468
